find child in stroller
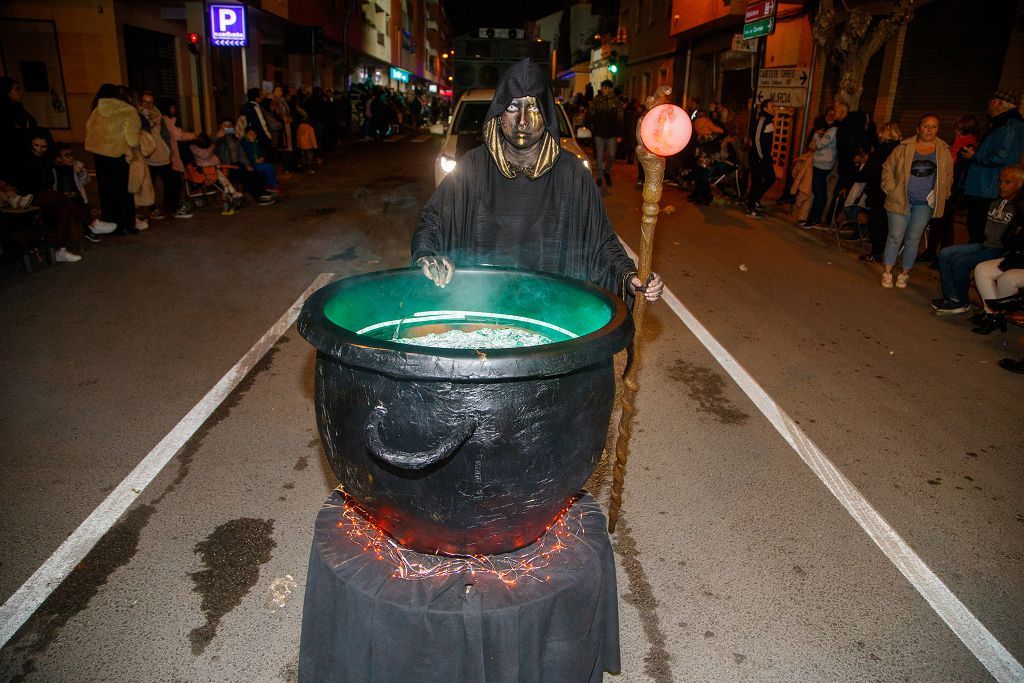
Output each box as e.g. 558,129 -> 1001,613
187,134 -> 245,215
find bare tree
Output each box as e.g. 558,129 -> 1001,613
812,0 -> 914,109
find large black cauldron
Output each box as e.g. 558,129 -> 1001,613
298,267 -> 632,555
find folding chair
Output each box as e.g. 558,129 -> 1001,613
708,160 -> 743,203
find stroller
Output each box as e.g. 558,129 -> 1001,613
180,141 -> 243,213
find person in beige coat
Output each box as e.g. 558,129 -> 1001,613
84,84 -> 142,234
879,114 -> 953,288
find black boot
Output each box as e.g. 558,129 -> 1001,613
998,358 -> 1024,374
970,313 -> 1007,335
985,293 -> 1024,313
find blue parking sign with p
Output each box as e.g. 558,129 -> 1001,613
209,4 -> 247,47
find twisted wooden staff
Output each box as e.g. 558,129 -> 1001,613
608,85 -> 672,534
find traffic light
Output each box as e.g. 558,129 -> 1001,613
187,32 -> 200,55
608,51 -> 619,74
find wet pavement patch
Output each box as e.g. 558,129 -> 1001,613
327,246 -> 358,261
294,455 -> 309,471
666,360 -> 749,425
189,518 -> 276,655
613,517 -> 673,682
1,504 -> 158,677
1,337 -> 290,675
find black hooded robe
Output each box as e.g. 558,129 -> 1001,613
411,59 -> 637,296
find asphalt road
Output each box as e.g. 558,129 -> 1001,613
0,132 -> 1021,682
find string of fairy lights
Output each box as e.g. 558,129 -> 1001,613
332,489 -> 589,587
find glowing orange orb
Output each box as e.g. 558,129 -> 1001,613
639,104 -> 692,157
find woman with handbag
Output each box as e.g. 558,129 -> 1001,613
879,114 -> 953,288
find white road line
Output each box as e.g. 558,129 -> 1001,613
621,242 -> 1024,682
0,273 -> 335,648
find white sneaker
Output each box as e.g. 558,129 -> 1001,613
895,271 -> 909,289
134,219 -> 149,231
90,218 -> 117,234
55,247 -> 82,263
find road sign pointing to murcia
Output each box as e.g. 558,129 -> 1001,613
756,67 -> 810,108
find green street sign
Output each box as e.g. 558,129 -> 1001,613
743,17 -> 775,40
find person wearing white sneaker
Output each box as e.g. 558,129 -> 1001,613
55,247 -> 82,262
880,114 -> 953,291
90,218 -> 117,234
18,136 -> 92,258
134,218 -> 149,231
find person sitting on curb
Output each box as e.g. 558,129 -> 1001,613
933,165 -> 1022,315
13,134 -> 92,262
241,128 -> 277,191
214,118 -> 275,206
969,198 -> 1024,334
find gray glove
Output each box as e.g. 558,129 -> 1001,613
417,255 -> 455,288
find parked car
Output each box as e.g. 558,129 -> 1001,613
434,89 -> 591,187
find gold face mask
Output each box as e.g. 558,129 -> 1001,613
499,96 -> 545,150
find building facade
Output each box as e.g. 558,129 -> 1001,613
0,0 -> 453,142
668,0 -> 1023,181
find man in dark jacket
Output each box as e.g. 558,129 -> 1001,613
964,89 -> 1024,243
746,99 -> 777,217
240,88 -> 273,150
588,79 -> 623,187
412,59 -> 662,303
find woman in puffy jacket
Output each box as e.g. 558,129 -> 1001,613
84,84 -> 141,234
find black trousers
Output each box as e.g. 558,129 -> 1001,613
965,194 -> 993,244
747,155 -> 776,210
93,153 -> 135,231
866,187 -> 888,257
150,163 -> 182,213
226,167 -> 266,199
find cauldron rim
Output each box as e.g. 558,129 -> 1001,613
298,266 -> 633,380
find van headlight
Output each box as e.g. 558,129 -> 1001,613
440,155 -> 457,174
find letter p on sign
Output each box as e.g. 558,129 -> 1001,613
217,8 -> 237,32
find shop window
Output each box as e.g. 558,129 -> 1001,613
123,25 -> 179,109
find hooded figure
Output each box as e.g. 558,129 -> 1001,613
412,59 -> 662,301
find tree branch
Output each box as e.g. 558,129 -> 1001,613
860,0 -> 914,62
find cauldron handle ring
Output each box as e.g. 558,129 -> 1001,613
364,406 -> 477,470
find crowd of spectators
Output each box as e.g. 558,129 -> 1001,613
0,79 -> 387,264
562,82 -> 1024,372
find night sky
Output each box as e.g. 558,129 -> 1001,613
443,1 -> 569,37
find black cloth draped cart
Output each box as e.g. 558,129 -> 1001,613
298,490 -> 620,682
